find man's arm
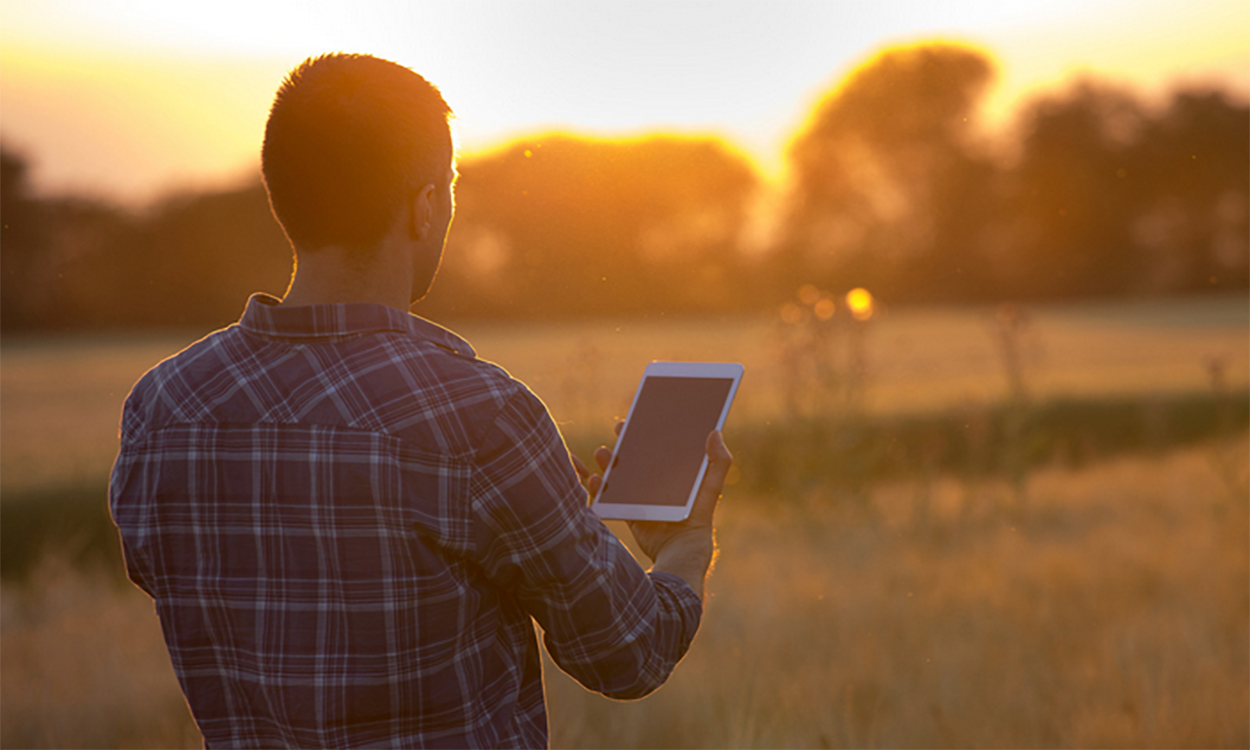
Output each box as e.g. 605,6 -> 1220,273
467,386 -> 706,699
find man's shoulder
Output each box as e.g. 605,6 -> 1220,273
371,329 -> 532,439
376,313 -> 527,409
383,327 -> 518,389
121,320 -> 535,454
125,326 -> 226,397
120,325 -> 246,426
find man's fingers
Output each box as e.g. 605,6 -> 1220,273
587,474 -> 603,497
594,446 -> 612,473
699,430 -> 732,493
590,422 -> 624,476
706,430 -> 732,466
689,431 -> 732,523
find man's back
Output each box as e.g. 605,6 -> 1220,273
110,294 -> 702,747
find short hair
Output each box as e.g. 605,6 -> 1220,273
261,53 -> 453,254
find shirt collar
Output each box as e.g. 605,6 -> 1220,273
237,293 -> 476,358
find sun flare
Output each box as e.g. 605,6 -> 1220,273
846,288 -> 875,322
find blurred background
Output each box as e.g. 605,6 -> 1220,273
1,1 -> 1247,747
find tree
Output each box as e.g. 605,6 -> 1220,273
1002,81 -> 1248,297
1001,80 -> 1149,298
1,148 -> 50,330
1129,88 -> 1249,292
65,183 -> 292,328
1,148 -> 137,330
423,134 -> 759,318
781,43 -> 1000,303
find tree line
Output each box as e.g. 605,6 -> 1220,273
2,42 -> 1246,331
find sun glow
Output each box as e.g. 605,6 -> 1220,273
1,0 -> 1246,201
0,42 -> 285,199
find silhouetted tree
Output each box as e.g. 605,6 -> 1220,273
1000,80 -> 1147,298
1001,81 -> 1248,298
1129,88 -> 1249,291
781,43 -> 1000,304
65,182 -> 292,328
1,148 -> 50,330
423,134 -> 758,318
1,148 -> 136,330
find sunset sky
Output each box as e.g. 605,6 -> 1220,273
1,0 -> 1247,204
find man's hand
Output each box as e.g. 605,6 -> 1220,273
574,422 -> 732,600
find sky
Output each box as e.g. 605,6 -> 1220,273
1,0 -> 1247,204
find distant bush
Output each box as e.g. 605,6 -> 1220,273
728,390 -> 1249,497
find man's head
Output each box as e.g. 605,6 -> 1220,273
262,54 -> 454,259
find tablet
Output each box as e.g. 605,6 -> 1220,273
590,361 -> 743,522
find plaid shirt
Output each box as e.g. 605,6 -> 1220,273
109,293 -> 702,748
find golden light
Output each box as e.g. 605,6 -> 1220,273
2,0 -> 1246,202
846,288 -> 875,322
813,297 -> 836,321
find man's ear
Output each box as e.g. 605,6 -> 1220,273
409,184 -> 436,240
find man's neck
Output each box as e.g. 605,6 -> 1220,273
280,240 -> 412,312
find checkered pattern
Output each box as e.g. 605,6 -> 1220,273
110,293 -> 701,748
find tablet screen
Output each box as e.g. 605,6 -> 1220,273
598,376 -> 734,507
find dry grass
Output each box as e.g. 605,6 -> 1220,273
2,438 -> 1245,748
544,437 -> 1249,748
0,561 -> 200,748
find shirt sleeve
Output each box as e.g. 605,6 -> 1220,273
466,385 -> 703,699
109,389 -> 156,598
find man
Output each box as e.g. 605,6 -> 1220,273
109,53 -> 731,747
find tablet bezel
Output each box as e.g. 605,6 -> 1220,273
590,361 -> 743,522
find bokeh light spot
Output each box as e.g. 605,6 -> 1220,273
846,288 -> 875,321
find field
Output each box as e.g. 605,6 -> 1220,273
1,295 -> 1248,747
